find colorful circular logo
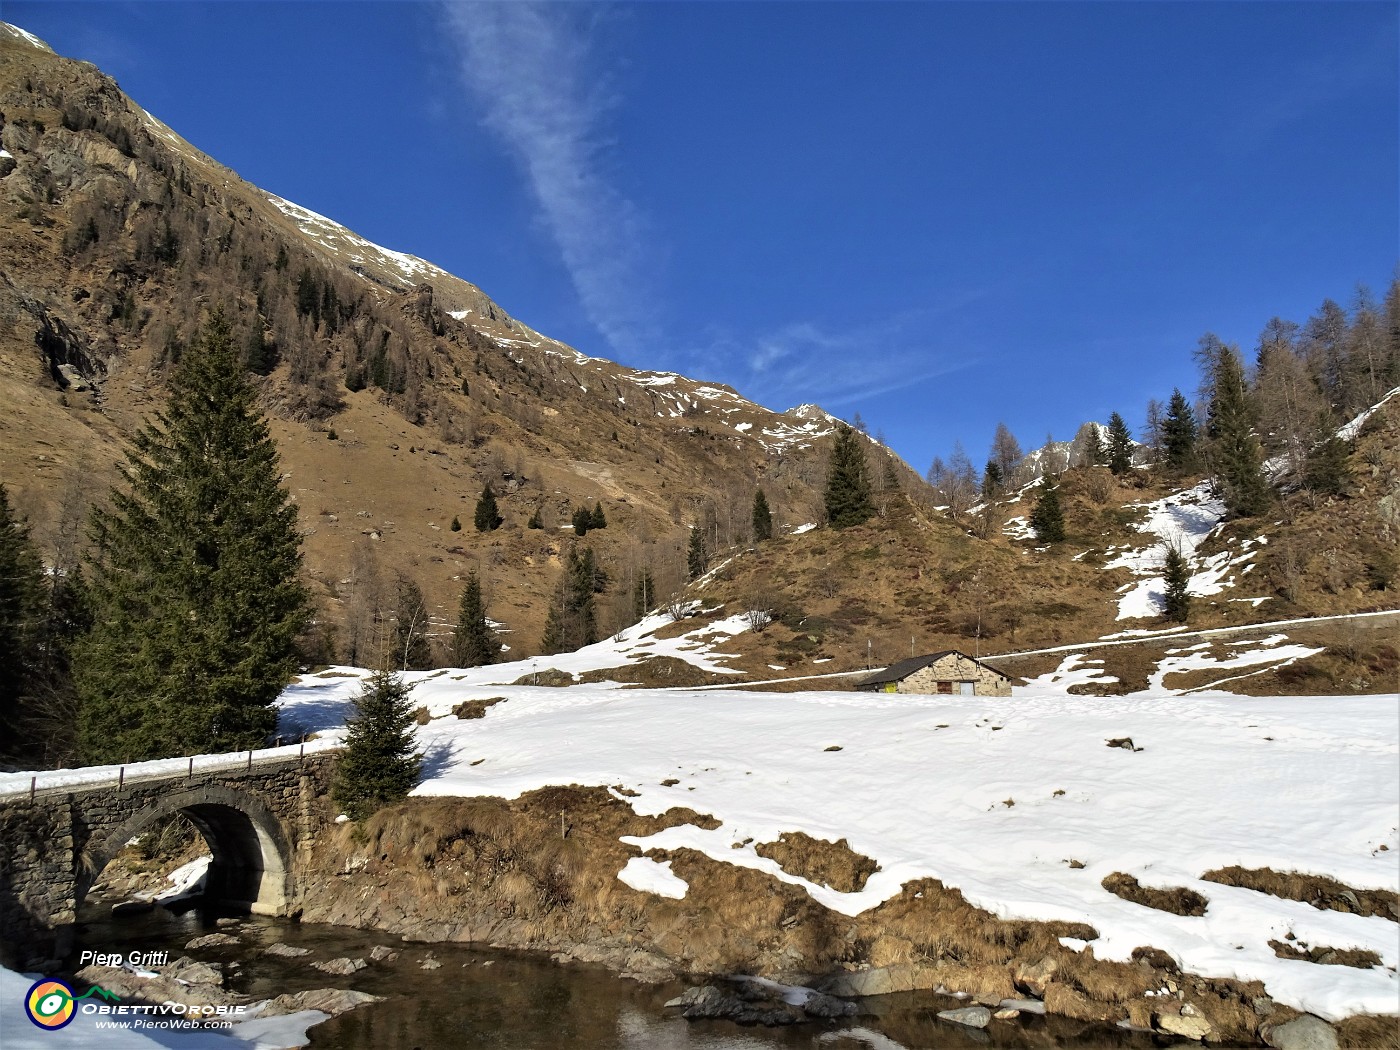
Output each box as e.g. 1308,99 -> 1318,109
25,979 -> 76,1030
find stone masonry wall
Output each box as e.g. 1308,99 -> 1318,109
898,654 -> 1012,696
0,753 -> 337,969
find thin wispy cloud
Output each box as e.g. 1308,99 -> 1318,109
441,2 -> 656,356
702,313 -> 973,411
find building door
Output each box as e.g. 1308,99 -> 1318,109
959,681 -> 975,696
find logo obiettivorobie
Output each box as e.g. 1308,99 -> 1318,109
25,979 -> 76,1030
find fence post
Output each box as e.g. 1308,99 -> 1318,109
188,757 -> 193,779
118,766 -> 124,791
29,776 -> 36,802
246,750 -> 253,771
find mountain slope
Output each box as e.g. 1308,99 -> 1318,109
0,24 -> 924,655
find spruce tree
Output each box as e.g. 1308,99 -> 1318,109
332,668 -> 423,821
1207,347 -> 1271,517
1161,545 -> 1192,622
751,488 -> 773,541
75,314 -> 310,763
590,502 -> 607,530
824,423 -> 874,528
527,507 -> 543,529
571,506 -> 591,537
1107,412 -> 1134,475
450,515 -> 461,532
1303,419 -> 1349,497
452,571 -> 495,667
1162,389 -> 1198,472
687,526 -> 708,580
1029,478 -> 1066,543
0,485 -> 45,749
474,484 -> 502,532
540,545 -> 599,655
982,460 -> 1003,499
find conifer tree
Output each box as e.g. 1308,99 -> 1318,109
687,526 -> 708,580
1207,347 -> 1271,517
452,571 -> 495,667
590,502 -> 607,530
824,423 -> 873,528
449,515 -> 461,532
1029,478 -> 1065,543
632,568 -> 656,619
981,461 -> 1003,499
332,668 -> 422,821
0,485 -> 45,748
1162,389 -> 1198,471
571,506 -> 592,537
1107,412 -> 1134,475
1161,545 -> 1191,622
75,314 -> 310,763
1303,418 -> 1350,497
474,484 -> 502,532
540,545 -> 599,655
527,507 -> 543,529
751,488 -> 773,541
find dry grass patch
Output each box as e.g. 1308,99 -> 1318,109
1202,865 -> 1400,921
452,696 -> 506,719
1268,938 -> 1383,968
1101,872 -> 1208,916
1337,1015 -> 1400,1050
754,831 -> 880,892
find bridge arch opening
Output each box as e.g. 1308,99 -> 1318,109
80,786 -> 294,918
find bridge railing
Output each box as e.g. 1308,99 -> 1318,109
0,736 -> 341,802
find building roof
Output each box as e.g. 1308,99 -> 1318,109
856,649 -> 1009,688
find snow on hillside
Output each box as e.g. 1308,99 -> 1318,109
1104,483 -> 1235,619
1337,384 -> 1400,441
266,194 -> 447,290
273,680 -> 1395,1021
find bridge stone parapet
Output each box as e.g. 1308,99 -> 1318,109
0,752 -> 337,970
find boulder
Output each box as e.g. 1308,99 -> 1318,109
1013,955 -> 1058,997
1263,1015 -> 1339,1050
263,942 -> 310,958
258,988 -> 382,1017
311,957 -> 367,976
937,1006 -> 992,1029
185,932 -> 240,950
1158,1009 -> 1213,1041
802,992 -> 856,1019
369,945 -> 399,962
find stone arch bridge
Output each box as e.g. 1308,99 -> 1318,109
0,751 -> 337,970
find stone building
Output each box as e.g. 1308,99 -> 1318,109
856,650 -> 1012,696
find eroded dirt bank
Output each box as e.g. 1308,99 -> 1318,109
291,788 -> 1396,1047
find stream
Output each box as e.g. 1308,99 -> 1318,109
69,901 -> 1204,1049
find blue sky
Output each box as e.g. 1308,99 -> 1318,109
12,2 -> 1397,470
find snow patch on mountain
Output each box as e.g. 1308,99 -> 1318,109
1104,483 -> 1235,619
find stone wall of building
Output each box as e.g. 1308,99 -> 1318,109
897,653 -> 1011,696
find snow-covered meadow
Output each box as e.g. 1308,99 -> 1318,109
3,610 -> 1395,1027
261,659 -> 1400,1022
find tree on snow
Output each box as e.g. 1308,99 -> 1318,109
332,668 -> 422,821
